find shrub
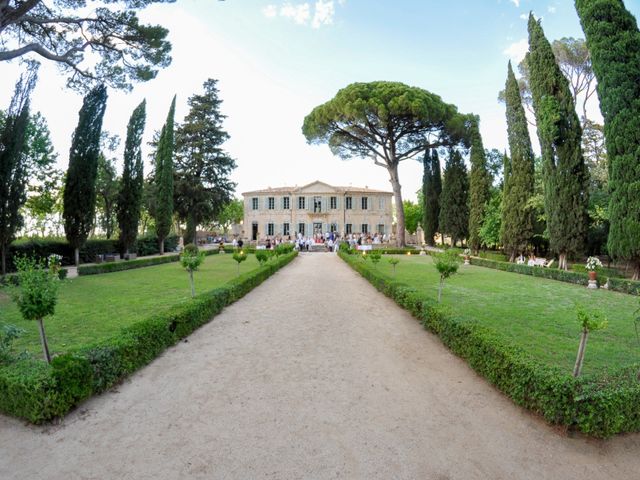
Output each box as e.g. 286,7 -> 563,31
432,250 -> 460,302
0,324 -> 26,365
180,245 -> 205,298
255,250 -> 270,265
78,254 -> 180,276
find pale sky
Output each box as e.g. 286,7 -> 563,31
2,0 -> 639,202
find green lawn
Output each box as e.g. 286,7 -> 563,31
377,255 -> 640,376
0,254 -> 260,354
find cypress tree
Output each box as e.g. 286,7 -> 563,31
0,68 -> 38,274
527,15 -> 589,270
422,149 -> 442,246
439,150 -> 469,247
117,100 -> 146,255
467,117 -> 491,253
501,61 -> 536,262
575,0 -> 640,278
154,96 -> 176,255
63,85 -> 108,266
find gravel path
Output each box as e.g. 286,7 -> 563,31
2,253 -> 639,479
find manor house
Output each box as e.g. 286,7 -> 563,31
242,181 -> 394,240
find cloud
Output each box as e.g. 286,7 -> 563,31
503,38 -> 528,63
262,0 -> 342,28
262,4 -> 278,17
510,0 -> 520,6
312,0 -> 335,28
519,13 -> 527,20
548,6 -> 557,14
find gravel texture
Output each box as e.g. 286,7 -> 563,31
1,252 -> 639,479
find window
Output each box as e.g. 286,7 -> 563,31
378,197 -> 385,210
268,197 -> 275,210
282,196 -> 290,210
298,196 -> 306,209
283,222 -> 290,236
313,196 -> 322,213
330,223 -> 338,233
267,223 -> 274,236
297,223 -> 305,235
361,224 -> 369,234
345,196 -> 352,209
330,196 -> 337,209
361,197 -> 368,210
345,223 -> 352,234
252,197 -> 259,210
377,224 -> 385,234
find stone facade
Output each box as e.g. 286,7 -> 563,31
241,180 -> 394,241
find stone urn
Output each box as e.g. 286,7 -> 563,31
587,270 -> 598,289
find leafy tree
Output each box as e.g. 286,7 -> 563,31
174,79 -> 236,245
95,153 -> 119,239
575,0 -> 640,278
0,66 -> 38,274
572,304 -> 607,377
498,37 -> 596,126
501,61 -> 536,261
527,15 -> 589,270
153,96 -> 176,255
117,100 -> 146,254
12,256 -> 59,363
388,257 -> 400,276
214,198 -> 243,236
368,249 -> 382,268
0,0 -> 174,91
485,148 -> 505,187
433,249 -> 460,302
439,150 -> 469,247
232,250 -> 247,276
467,117 -> 491,253
422,149 -> 442,246
24,169 -> 63,236
403,200 -> 422,235
302,81 -> 470,247
63,85 -> 108,266
180,243 -> 205,298
479,188 -> 502,250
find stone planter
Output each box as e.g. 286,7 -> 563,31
587,270 -> 598,289
464,255 -> 470,265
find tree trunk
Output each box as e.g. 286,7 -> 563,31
509,251 -> 515,263
1,242 -> 6,276
189,270 -> 195,298
37,318 -> 52,364
74,247 -> 79,267
573,329 -> 589,377
633,259 -> 640,281
559,252 -> 567,270
388,163 -> 405,247
159,236 -> 165,255
186,214 -> 197,246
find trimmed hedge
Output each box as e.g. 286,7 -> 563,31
0,251 -> 297,423
470,256 -> 640,296
5,234 -> 180,272
339,251 -> 640,438
78,254 -> 181,276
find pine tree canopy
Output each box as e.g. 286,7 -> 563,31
0,1 -> 174,91
174,79 -> 236,244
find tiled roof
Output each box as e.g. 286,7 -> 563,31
242,180 -> 392,196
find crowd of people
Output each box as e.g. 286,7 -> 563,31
225,231 -> 393,253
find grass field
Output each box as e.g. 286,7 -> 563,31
375,255 -> 640,376
0,254 -> 260,354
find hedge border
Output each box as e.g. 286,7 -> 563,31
339,251 -> 640,438
469,256 -> 640,296
0,251 -> 297,423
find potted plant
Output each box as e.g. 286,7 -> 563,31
585,256 -> 602,289
463,248 -> 471,265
